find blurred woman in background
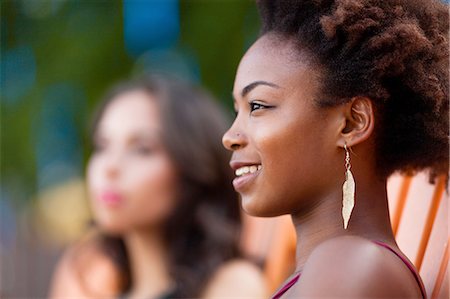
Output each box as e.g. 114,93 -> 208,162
50,74 -> 266,298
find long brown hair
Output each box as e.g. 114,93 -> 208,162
84,74 -> 241,297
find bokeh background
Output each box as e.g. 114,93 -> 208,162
2,1 -> 449,298
1,1 -> 260,297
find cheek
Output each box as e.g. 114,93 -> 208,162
258,113 -> 318,178
86,155 -> 179,233
86,157 -> 105,213
86,158 -> 101,193
86,158 -> 120,231
123,157 -> 178,226
250,112 -> 336,215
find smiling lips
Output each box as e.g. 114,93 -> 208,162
235,165 -> 262,176
232,164 -> 262,192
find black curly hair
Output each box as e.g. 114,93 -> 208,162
257,0 -> 449,180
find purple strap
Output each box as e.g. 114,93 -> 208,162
271,273 -> 301,299
270,240 -> 427,299
372,240 -> 427,299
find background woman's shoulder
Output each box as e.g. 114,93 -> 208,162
201,258 -> 268,298
48,230 -> 122,298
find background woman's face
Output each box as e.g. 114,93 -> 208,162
87,90 -> 178,234
223,34 -> 342,217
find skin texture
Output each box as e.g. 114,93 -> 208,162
50,90 -> 267,299
223,34 -> 423,298
224,34 -> 340,217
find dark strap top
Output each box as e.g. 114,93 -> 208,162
270,241 -> 427,299
119,288 -> 178,299
372,241 -> 427,299
271,273 -> 301,299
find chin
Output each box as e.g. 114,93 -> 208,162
241,195 -> 285,217
96,218 -> 129,236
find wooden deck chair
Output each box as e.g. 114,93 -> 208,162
249,173 -> 449,297
389,173 -> 448,299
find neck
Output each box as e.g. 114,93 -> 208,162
291,174 -> 396,272
124,228 -> 173,299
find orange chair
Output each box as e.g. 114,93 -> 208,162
242,173 -> 448,297
389,174 -> 448,299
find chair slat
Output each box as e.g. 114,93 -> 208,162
263,216 -> 296,293
395,173 -> 436,265
388,175 -> 413,235
431,244 -> 448,299
241,214 -> 281,261
415,176 -> 446,270
419,189 -> 448,295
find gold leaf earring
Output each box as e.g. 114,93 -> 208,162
342,143 -> 355,229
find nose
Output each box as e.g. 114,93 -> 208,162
222,119 -> 247,151
102,151 -> 121,180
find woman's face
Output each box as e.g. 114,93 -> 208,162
88,90 -> 178,234
223,34 -> 342,217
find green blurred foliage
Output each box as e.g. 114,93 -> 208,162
0,0 -> 259,201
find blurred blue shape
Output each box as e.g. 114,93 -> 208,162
124,0 -> 180,57
133,48 -> 201,83
0,45 -> 37,105
34,83 -> 85,191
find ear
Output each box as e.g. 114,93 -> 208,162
337,97 -> 375,148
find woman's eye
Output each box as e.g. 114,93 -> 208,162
132,146 -> 153,155
249,101 -> 270,112
93,143 -> 106,153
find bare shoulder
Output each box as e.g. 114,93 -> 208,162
291,235 -> 423,298
201,259 -> 268,298
48,234 -> 122,298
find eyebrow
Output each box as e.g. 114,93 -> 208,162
241,80 -> 280,97
93,130 -> 159,144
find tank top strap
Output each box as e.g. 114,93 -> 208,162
372,240 -> 427,299
270,273 -> 301,299
271,240 -> 427,299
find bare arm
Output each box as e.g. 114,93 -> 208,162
201,259 -> 268,298
49,244 -> 122,298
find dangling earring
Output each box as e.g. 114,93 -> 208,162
342,143 -> 355,229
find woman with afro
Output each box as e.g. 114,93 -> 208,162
222,0 -> 448,298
